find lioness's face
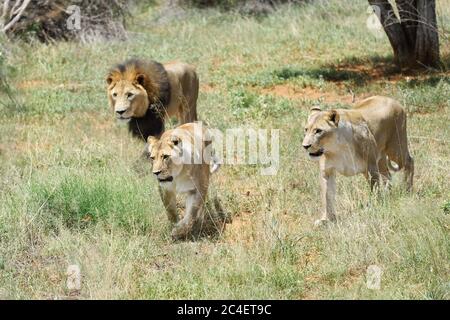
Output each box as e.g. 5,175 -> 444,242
302,109 -> 340,160
147,135 -> 183,183
106,77 -> 149,122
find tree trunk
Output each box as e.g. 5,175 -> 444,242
414,0 -> 440,67
368,0 -> 440,69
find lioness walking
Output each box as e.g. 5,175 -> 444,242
147,122 -> 219,240
302,96 -> 414,225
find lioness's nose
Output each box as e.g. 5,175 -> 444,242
303,144 -> 312,150
153,170 -> 161,176
116,109 -> 126,115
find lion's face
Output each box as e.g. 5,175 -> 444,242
106,76 -> 149,122
302,108 -> 340,160
147,135 -> 184,183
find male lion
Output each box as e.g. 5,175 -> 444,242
106,59 -> 199,140
147,122 -> 219,240
302,96 -> 414,226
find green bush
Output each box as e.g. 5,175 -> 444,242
30,173 -> 159,233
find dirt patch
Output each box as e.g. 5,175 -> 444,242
340,267 -> 365,289
16,80 -> 86,91
302,265 -> 365,298
259,84 -> 357,104
16,79 -> 52,89
223,210 -> 256,244
200,83 -> 216,93
333,62 -> 400,83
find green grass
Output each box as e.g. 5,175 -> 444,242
0,0 -> 449,299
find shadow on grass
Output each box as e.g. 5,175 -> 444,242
270,55 -> 397,86
271,54 -> 449,88
273,67 -> 369,85
180,196 -> 232,242
400,74 -> 450,88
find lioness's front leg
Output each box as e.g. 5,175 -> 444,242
367,159 -> 383,192
172,190 -> 205,240
315,170 -> 337,226
159,186 -> 178,223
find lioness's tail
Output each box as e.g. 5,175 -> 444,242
205,128 -> 220,174
210,154 -> 221,174
386,156 -> 400,172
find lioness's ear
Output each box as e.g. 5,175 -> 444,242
328,109 -> 340,126
171,135 -> 181,146
310,106 -> 321,113
147,136 -> 159,149
136,74 -> 145,86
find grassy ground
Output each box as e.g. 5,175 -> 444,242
0,0 -> 449,299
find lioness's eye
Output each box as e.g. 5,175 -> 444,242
112,92 -> 117,98
314,129 -> 323,134
149,156 -> 155,161
163,154 -> 170,160
127,92 -> 134,99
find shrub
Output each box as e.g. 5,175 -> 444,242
170,0 -> 306,15
0,0 -> 129,42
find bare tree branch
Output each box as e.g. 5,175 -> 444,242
1,0 -> 31,33
0,0 -> 12,26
